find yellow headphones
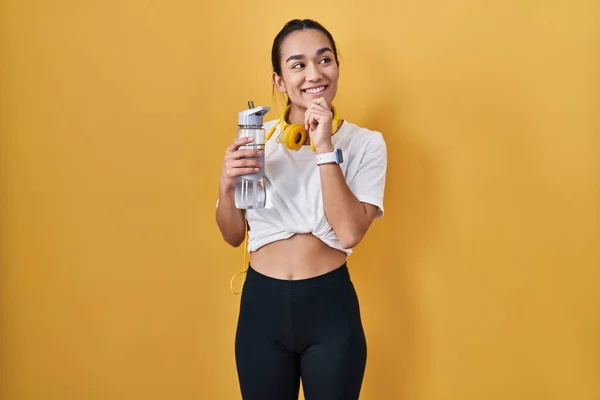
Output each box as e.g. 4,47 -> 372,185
265,104 -> 342,151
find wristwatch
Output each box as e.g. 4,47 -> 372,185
316,149 -> 344,166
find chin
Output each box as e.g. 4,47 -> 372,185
303,93 -> 336,107
289,92 -> 336,109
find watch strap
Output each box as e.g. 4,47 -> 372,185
316,149 -> 343,165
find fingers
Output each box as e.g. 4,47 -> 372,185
304,97 -> 333,130
224,136 -> 262,162
226,136 -> 254,153
225,148 -> 262,160
305,111 -> 326,131
307,97 -> 330,112
222,136 -> 263,179
220,134 -> 264,186
229,167 -> 261,176
304,107 -> 332,131
225,158 -> 263,178
228,156 -> 262,166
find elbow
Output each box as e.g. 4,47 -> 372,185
337,218 -> 373,249
223,233 -> 245,248
218,226 -> 246,248
215,213 -> 246,248
226,239 -> 244,248
338,230 -> 365,250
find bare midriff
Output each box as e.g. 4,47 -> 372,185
249,233 -> 347,280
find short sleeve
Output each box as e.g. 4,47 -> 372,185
347,133 -> 387,219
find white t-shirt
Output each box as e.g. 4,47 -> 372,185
245,119 -> 387,255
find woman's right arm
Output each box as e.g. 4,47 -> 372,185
215,137 -> 263,247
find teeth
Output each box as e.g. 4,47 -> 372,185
304,86 -> 325,94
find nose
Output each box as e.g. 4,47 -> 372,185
305,62 -> 323,82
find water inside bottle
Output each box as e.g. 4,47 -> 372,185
234,177 -> 266,209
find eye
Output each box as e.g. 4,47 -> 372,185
291,62 -> 305,69
320,57 -> 332,64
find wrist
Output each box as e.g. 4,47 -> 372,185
316,148 -> 344,166
219,179 -> 235,197
314,144 -> 334,154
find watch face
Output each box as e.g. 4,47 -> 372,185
335,149 -> 343,164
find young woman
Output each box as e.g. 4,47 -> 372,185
216,19 -> 387,400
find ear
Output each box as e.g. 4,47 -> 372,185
272,72 -> 286,93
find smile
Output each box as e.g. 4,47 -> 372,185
303,85 -> 327,94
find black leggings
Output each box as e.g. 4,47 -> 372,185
235,264 -> 367,400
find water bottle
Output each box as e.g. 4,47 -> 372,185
234,101 -> 270,209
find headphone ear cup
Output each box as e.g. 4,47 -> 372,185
282,124 -> 306,151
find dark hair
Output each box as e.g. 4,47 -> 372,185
271,19 -> 340,105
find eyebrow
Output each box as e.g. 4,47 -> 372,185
285,47 -> 333,63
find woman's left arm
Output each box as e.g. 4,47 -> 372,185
305,97 -> 387,249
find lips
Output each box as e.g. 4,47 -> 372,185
302,85 -> 327,94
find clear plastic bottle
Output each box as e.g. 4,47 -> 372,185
234,101 -> 270,209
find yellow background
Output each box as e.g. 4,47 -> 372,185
1,0 -> 599,399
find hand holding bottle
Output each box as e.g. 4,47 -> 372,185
220,137 -> 264,193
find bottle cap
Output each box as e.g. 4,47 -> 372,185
238,101 -> 270,126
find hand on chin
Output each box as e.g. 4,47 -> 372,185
304,97 -> 334,153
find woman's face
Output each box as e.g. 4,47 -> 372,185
273,29 -> 339,110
